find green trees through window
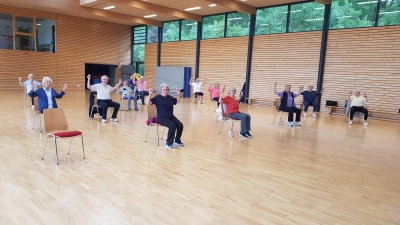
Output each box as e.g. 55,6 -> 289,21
255,6 -> 288,35
289,2 -> 325,32
162,21 -> 179,42
202,14 -> 225,39
181,20 -> 197,40
378,0 -> 400,26
226,12 -> 250,37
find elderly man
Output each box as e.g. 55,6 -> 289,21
135,76 -> 149,105
18,74 -> 41,108
87,74 -> 122,123
300,84 -> 324,118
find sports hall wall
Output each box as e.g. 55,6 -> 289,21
0,4 -> 131,90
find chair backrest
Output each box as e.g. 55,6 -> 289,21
275,98 -> 281,111
221,103 -> 228,118
43,108 -> 68,133
33,97 -> 39,112
147,104 -> 157,120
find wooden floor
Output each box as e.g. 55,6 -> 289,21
1,89 -> 399,225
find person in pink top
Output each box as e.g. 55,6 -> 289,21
208,82 -> 225,108
135,76 -> 149,105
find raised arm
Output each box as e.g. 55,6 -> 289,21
18,77 -> 23,86
146,88 -> 154,105
348,91 -> 352,101
112,79 -> 122,92
189,78 -> 193,86
274,83 -> 278,96
176,88 -> 181,104
203,78 -> 207,85
297,86 -> 304,96
86,74 -> 92,89
363,92 -> 368,102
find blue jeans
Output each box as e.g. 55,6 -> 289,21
137,91 -> 149,104
123,94 -> 137,109
227,112 -> 251,133
303,101 -> 318,112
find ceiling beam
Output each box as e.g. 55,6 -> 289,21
202,0 -> 256,15
0,0 -> 161,26
314,0 -> 332,4
102,0 -> 202,22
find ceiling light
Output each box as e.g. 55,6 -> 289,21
208,4 -> 216,7
36,24 -> 41,25
213,28 -> 223,30
315,7 -> 325,10
103,6 -> 115,10
305,18 -> 324,21
380,10 -> 400,14
185,6 -> 201,11
186,23 -> 196,26
259,24 -> 269,26
241,0 -> 248,1
144,14 -> 157,18
228,17 -> 242,21
291,10 -> 302,13
357,1 -> 378,4
337,16 -> 352,19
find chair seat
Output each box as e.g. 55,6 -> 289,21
53,130 -> 82,137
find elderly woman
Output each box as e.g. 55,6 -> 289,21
220,87 -> 252,138
117,80 -> 138,111
18,74 -> 41,108
146,83 -> 184,149
28,77 -> 67,113
208,82 -> 225,107
348,89 -> 369,126
190,78 -> 207,104
135,76 -> 149,105
274,83 -> 302,127
300,84 -> 324,118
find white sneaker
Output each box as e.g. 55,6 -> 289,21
364,121 -> 368,126
287,122 -> 293,127
294,121 -> 301,126
312,113 -> 317,118
303,112 -> 307,117
32,105 -> 35,109
111,118 -> 118,122
102,119 -> 107,123
348,120 -> 353,125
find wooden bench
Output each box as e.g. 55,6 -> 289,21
327,106 -> 400,122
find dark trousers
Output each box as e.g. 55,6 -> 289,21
97,99 -> 120,120
285,107 -> 301,122
350,106 -> 368,120
137,91 -> 149,104
157,117 -> 183,145
303,101 -> 318,112
31,96 -> 34,105
212,97 -> 220,107
227,112 -> 251,133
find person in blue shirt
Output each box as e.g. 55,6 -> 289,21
28,77 -> 67,113
300,84 -> 324,118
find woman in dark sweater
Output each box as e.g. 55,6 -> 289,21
300,84 -> 324,118
274,83 -> 302,127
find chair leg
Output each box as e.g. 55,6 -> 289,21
218,120 -> 225,134
33,112 -> 36,129
54,137 -> 59,165
161,127 -> 166,140
231,120 -> 235,137
156,125 -> 159,146
90,105 -> 94,120
273,111 -> 278,123
39,114 -> 42,132
121,98 -> 125,111
42,136 -> 48,160
81,135 -> 85,159
145,125 -> 151,143
208,100 -> 212,111
96,106 -> 101,121
68,138 -> 73,155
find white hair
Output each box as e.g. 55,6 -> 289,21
228,87 -> 236,92
28,74 -> 33,78
159,83 -> 169,91
101,75 -> 108,79
42,77 -> 52,84
308,84 -> 313,88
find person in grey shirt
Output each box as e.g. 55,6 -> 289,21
117,80 -> 138,111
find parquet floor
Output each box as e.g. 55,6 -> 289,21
0,89 -> 399,225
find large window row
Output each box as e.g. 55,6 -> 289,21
0,13 -> 55,52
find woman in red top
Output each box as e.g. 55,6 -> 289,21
220,87 -> 252,138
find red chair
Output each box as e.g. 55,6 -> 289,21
42,108 -> 85,165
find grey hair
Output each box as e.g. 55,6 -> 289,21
159,83 -> 169,91
228,87 -> 236,92
355,89 -> 361,92
101,75 -> 108,79
308,84 -> 313,88
42,77 -> 52,84
285,84 -> 291,88
28,74 -> 34,78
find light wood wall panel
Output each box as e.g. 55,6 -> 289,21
144,43 -> 158,89
251,32 -> 322,106
322,26 -> 400,114
199,37 -> 249,99
0,4 -> 131,90
161,41 -> 196,85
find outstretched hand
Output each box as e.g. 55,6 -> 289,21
149,88 -> 154,95
63,83 -> 68,91
87,74 -> 91,79
176,87 -> 180,92
18,76 -> 22,81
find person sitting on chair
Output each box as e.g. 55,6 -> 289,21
28,77 -> 67,113
117,80 -> 138,111
19,74 -> 41,108
146,83 -> 184,149
300,84 -> 324,118
348,89 -> 369,126
87,74 -> 122,123
208,82 -> 225,108
220,87 -> 252,138
274,83 -> 302,127
190,78 -> 207,104
135,76 -> 149,105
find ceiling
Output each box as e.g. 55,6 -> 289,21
0,0 -> 327,26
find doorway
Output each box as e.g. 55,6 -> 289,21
84,63 -> 118,89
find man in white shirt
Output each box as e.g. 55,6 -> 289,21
348,89 -> 369,126
18,74 -> 41,108
87,74 -> 122,123
189,78 -> 207,104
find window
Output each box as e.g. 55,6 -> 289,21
133,44 -> 144,62
226,12 -> 250,37
0,13 -> 13,50
15,16 -> 34,51
36,18 -> 55,53
289,2 -> 325,32
147,25 -> 158,43
162,21 -> 179,42
202,14 -> 225,39
255,6 -> 288,35
133,26 -> 146,63
181,20 -> 197,41
378,0 -> 400,26
330,0 -> 378,29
